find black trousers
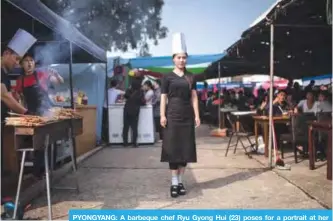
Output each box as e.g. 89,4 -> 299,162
101,107 -> 109,143
169,163 -> 187,170
274,124 -> 289,150
122,113 -> 139,144
154,117 -> 163,140
1,123 -> 4,177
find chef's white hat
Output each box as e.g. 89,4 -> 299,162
172,32 -> 187,55
7,29 -> 37,57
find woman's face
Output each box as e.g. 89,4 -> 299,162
21,56 -> 35,74
306,92 -> 314,101
173,53 -> 187,69
287,95 -> 292,102
318,94 -> 326,102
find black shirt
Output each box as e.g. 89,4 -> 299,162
272,102 -> 288,116
1,68 -> 11,123
124,89 -> 145,116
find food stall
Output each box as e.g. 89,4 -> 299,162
50,90 -> 97,158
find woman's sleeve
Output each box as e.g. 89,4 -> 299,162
161,75 -> 169,94
124,89 -> 131,99
191,77 -> 197,90
297,100 -> 304,108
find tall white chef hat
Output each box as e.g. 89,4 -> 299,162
7,29 -> 37,57
172,32 -> 187,55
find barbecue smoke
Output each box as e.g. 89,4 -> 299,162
32,1 -> 85,117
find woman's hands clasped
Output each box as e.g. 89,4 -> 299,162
195,116 -> 201,128
160,115 -> 201,128
160,116 -> 167,128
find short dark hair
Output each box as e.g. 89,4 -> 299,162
172,53 -> 188,58
319,90 -> 328,97
110,79 -> 118,87
278,89 -> 287,95
2,47 -> 16,56
21,52 -> 34,61
144,80 -> 153,89
131,79 -> 141,90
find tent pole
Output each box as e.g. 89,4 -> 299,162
69,42 -> 74,109
268,24 -> 274,168
105,61 -> 109,144
68,41 -> 77,170
218,62 -> 221,129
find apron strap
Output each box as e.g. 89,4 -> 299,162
21,71 -> 41,91
33,71 -> 41,87
21,74 -> 24,93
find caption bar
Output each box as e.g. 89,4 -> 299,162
69,209 -> 332,221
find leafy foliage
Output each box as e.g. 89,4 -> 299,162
41,0 -> 168,52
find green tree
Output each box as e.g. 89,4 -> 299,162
41,0 -> 168,52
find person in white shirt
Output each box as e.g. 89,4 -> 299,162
102,80 -> 125,143
295,90 -> 320,113
143,80 -> 154,105
104,80 -> 125,107
317,90 -> 332,112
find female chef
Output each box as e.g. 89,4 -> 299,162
15,52 -> 64,115
14,52 -> 64,177
160,33 -> 200,198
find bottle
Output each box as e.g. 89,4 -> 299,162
82,94 -> 88,105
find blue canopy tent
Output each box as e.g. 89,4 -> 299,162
128,53 -> 226,69
302,74 -> 332,86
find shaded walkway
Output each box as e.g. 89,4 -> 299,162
24,125 -> 327,220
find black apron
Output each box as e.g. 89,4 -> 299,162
160,73 -> 197,163
21,72 -> 52,116
21,72 -> 53,176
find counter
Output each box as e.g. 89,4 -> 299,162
3,105 -> 96,175
108,104 -> 155,144
75,105 -> 97,157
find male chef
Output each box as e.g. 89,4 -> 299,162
1,29 -> 36,193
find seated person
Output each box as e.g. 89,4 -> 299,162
317,90 -> 332,112
256,94 -> 268,115
266,90 -> 289,149
270,90 -> 288,116
285,94 -> 296,111
295,90 -> 319,114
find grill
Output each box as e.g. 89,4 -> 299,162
10,117 -> 83,220
12,118 -> 83,150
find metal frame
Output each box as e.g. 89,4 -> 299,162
267,22 -> 331,168
13,128 -> 79,220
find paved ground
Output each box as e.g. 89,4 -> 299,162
24,125 -> 331,220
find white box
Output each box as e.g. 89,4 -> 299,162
108,104 -> 155,144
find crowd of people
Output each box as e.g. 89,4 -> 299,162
197,79 -> 332,161
198,80 -> 332,121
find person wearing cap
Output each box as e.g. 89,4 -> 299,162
160,33 -> 200,198
14,52 -> 64,116
1,29 -> 35,119
268,90 -> 288,116
267,90 -> 289,151
13,52 -> 64,178
1,29 -> 36,195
